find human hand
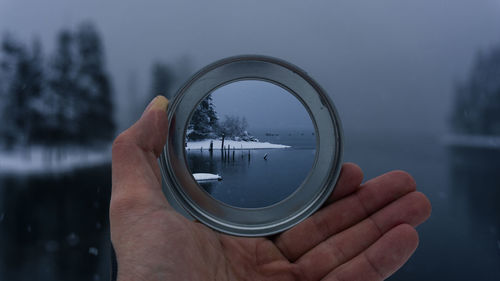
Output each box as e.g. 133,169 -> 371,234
110,95 -> 431,281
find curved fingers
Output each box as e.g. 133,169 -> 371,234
326,163 -> 364,203
322,224 -> 419,281
275,170 -> 417,262
296,191 -> 431,280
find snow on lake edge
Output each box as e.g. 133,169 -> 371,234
186,139 -> 290,150
441,134 -> 500,149
193,173 -> 222,181
0,146 -> 111,174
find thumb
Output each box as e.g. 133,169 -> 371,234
111,95 -> 170,213
123,95 -> 170,157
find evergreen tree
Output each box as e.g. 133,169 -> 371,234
452,45 -> 500,135
47,29 -> 78,147
0,35 -> 45,148
0,22 -> 114,150
0,34 -> 19,147
187,95 -> 218,140
75,22 -> 115,145
24,38 -> 45,147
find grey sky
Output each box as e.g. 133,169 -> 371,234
1,0 -> 499,135
210,80 -> 313,130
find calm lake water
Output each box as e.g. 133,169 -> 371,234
0,132 -> 499,280
0,164 -> 111,281
186,129 -> 316,208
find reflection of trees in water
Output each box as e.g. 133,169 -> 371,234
448,147 -> 500,234
186,149 -> 253,173
186,150 -> 219,175
0,166 -> 111,281
437,147 -> 500,281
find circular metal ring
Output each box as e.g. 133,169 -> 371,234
159,55 -> 343,236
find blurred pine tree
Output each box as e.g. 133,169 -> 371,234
452,45 -> 500,135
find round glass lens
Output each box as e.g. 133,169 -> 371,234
184,80 -> 316,208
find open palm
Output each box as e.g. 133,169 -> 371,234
110,96 -> 431,281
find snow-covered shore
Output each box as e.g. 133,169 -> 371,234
186,139 -> 290,150
442,134 -> 500,149
0,147 -> 110,174
193,173 -> 222,181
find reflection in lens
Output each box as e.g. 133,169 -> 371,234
185,80 -> 316,208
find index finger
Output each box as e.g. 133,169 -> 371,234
275,170 -> 417,262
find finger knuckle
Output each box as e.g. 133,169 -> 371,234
109,192 -> 145,219
411,191 -> 432,217
112,131 -> 131,150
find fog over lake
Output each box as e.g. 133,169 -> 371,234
210,80 -> 314,130
2,0 -> 499,135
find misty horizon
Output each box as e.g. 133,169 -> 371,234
210,80 -> 314,131
2,0 -> 499,136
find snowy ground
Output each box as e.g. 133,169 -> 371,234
441,134 -> 500,149
0,146 -> 111,174
193,173 -> 222,181
186,139 -> 290,150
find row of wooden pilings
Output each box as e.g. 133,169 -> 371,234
202,136 -> 251,162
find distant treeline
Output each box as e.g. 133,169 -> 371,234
451,43 -> 500,135
0,22 -> 114,150
187,94 -> 253,141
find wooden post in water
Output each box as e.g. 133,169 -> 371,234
221,134 -> 225,160
209,140 -> 213,158
232,148 -> 235,161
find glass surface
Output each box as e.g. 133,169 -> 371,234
184,80 -> 316,208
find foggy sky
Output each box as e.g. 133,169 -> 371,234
211,80 -> 313,130
1,0 -> 499,135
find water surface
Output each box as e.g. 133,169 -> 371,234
0,133 -> 499,280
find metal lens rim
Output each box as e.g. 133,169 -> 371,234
159,55 -> 343,236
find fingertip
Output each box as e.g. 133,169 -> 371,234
327,162 -> 364,203
151,95 -> 169,112
144,95 -> 169,114
385,170 -> 417,192
400,224 -> 420,260
343,162 -> 364,185
112,95 -> 169,161
395,223 -> 419,246
365,224 -> 419,278
391,223 -> 420,257
414,191 -> 432,224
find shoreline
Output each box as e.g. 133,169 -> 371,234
0,146 -> 110,174
186,139 -> 291,150
441,134 -> 500,149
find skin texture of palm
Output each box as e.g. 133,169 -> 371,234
110,96 -> 431,281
